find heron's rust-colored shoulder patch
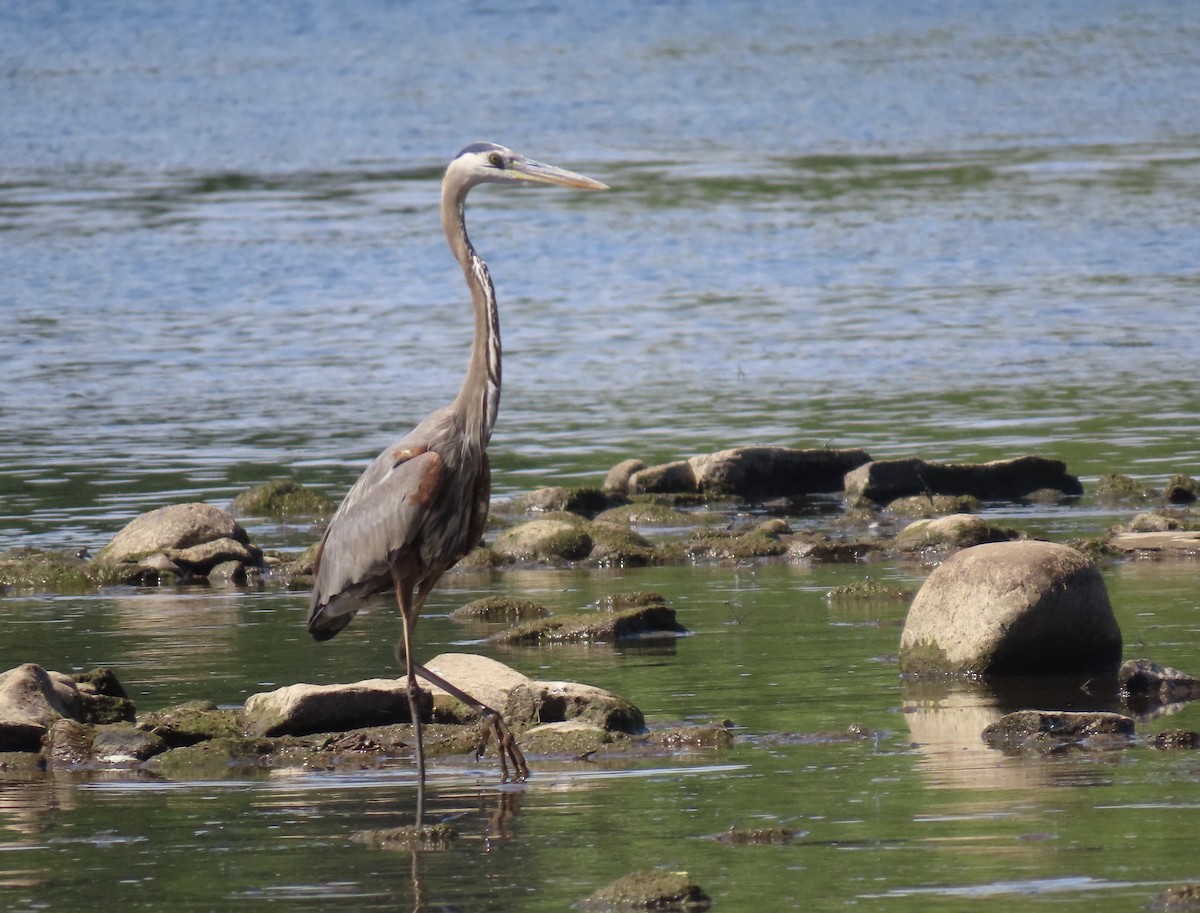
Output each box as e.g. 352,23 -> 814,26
391,443 -> 429,465
410,451 -> 445,508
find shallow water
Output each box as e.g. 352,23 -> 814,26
3,1 -> 1200,910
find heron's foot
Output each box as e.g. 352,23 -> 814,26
476,711 -> 529,783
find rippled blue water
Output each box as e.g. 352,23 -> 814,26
3,5 -> 1200,912
3,0 -> 1200,549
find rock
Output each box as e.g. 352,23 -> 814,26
351,823 -> 459,852
886,494 -> 981,517
1149,884 -> 1200,912
490,518 -> 593,562
981,710 -> 1135,752
845,455 -> 1083,505
1119,659 -> 1200,707
422,654 -> 645,733
45,719 -> 95,766
91,724 -> 167,764
243,679 -> 427,737
230,479 -> 336,519
580,869 -> 712,911
1107,530 -> 1200,557
0,664 -> 85,751
1164,474 -> 1199,505
1119,510 -> 1199,533
893,513 -> 1021,553
519,720 -> 613,756
0,549 -> 94,593
137,701 -> 242,746
714,825 -> 797,844
603,459 -> 646,495
593,502 -> 696,527
825,580 -> 914,605
787,533 -> 879,563
1150,730 -> 1200,750
486,603 -> 685,646
96,503 -> 250,563
1095,473 -> 1154,504
685,528 -> 788,560
504,486 -> 611,517
629,460 -> 697,495
93,503 -> 264,580
587,521 -> 658,567
630,446 -> 870,501
688,446 -> 871,499
449,597 -> 552,623
899,541 -> 1121,676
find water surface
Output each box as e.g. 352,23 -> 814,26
2,2 -> 1200,911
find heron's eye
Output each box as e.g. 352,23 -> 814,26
488,152 -> 504,168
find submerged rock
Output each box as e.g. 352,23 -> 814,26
0,549 -> 95,593
580,869 -> 712,911
486,602 -> 685,646
981,709 -> 1135,753
351,823 -> 459,852
845,455 -> 1083,506
230,479 -> 336,519
1149,884 -> 1200,912
449,597 -> 552,623
1119,659 -> 1200,708
899,541 -> 1121,677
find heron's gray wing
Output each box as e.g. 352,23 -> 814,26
307,448 -> 445,640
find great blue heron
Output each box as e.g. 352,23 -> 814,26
307,143 -> 607,805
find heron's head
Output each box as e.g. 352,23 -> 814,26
447,142 -> 608,192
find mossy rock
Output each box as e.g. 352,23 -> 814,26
351,823 -> 459,852
230,480 -> 337,519
144,736 -> 281,777
487,603 -> 685,646
596,591 -> 669,611
1096,473 -> 1154,504
1164,474 -> 1199,505
685,529 -> 787,561
450,597 -> 551,623
587,521 -> 658,567
0,549 -> 96,593
519,721 -> 614,756
491,518 -> 594,563
714,825 -> 797,844
504,486 -> 612,517
580,869 -> 711,911
826,580 -> 913,604
593,502 -> 696,527
137,701 -> 243,747
886,494 -> 981,517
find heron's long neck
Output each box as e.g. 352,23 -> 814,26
443,187 -> 500,449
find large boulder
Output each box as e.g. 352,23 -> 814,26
93,502 -> 263,580
899,541 -> 1121,676
845,455 -> 1083,505
0,664 -> 83,751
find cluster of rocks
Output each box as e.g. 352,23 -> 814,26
0,640 -> 730,776
1,447 -> 1196,596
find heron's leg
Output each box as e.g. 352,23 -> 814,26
412,662 -> 529,783
392,567 -> 426,825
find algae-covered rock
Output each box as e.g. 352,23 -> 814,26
593,501 -> 696,527
886,494 -> 982,517
503,486 -> 611,517
893,513 -> 1020,554
519,720 -> 613,756
137,701 -> 243,746
580,869 -> 712,911
981,710 -> 1135,753
487,603 -> 685,646
1095,473 -> 1154,504
1119,659 -> 1200,708
714,825 -> 797,844
490,518 -> 593,563
603,459 -> 646,495
351,823 -> 459,852
230,479 -> 337,519
825,580 -> 914,605
449,597 -> 551,623
1164,474 -> 1199,505
684,528 -> 787,561
587,521 -> 658,567
0,549 -> 95,593
1149,884 -> 1200,912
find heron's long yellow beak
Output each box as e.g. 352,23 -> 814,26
512,158 -> 609,191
